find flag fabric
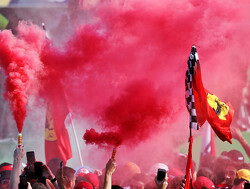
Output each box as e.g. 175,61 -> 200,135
45,90 -> 72,164
200,122 -> 216,157
185,46 -> 208,130
185,46 -> 234,143
184,136 -> 194,189
185,47 -> 200,130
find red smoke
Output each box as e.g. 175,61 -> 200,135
83,81 -> 171,147
0,0 -> 249,167
0,21 -> 46,133
84,128 -> 122,147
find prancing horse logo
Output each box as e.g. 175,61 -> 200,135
45,109 -> 57,142
207,93 -> 229,120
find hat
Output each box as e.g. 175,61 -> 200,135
237,169 -> 250,182
193,176 -> 215,189
148,163 -> 168,176
75,181 -> 94,189
76,166 -> 92,177
0,165 -> 12,179
221,150 -> 244,163
83,173 -> 99,188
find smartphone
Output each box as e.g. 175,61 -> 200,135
157,168 -> 166,181
34,162 -> 43,178
244,182 -> 250,189
26,151 -> 35,166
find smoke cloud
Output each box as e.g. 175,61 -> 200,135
0,0 -> 249,168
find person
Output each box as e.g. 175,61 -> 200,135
75,180 -> 94,189
193,176 -> 215,189
10,146 -> 25,189
196,167 -> 214,184
56,166 -> 76,189
213,156 -> 237,188
231,127 -> 250,159
0,163 -> 12,189
32,182 -> 47,189
121,161 -> 141,185
232,169 -> 250,189
103,159 -> 116,189
47,158 -> 64,176
154,171 -> 168,189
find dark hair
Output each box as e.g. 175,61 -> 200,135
112,185 -> 124,189
0,163 -> 11,170
234,178 -> 246,186
197,167 -> 214,183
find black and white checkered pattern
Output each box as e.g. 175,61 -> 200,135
185,46 -> 199,130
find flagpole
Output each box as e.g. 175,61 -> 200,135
190,124 -> 192,138
63,89 -> 84,166
68,112 -> 84,166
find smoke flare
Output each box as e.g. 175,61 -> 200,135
0,21 -> 46,132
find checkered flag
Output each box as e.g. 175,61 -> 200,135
185,46 -> 199,130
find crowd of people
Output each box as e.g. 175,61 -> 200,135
0,127 -> 250,189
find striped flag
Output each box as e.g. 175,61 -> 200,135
185,46 -> 206,130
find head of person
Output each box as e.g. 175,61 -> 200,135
167,168 -> 184,189
75,181 -> 94,189
82,172 -> 99,189
197,167 -> 214,183
56,166 -> 76,189
232,169 -> 250,189
148,163 -> 168,177
167,175 -> 184,189
75,166 -> 93,187
171,153 -> 197,179
32,182 -> 47,189
213,156 -> 237,188
221,150 -> 244,164
0,163 -> 12,189
47,158 -> 63,176
123,173 -> 152,189
120,162 -> 141,185
193,176 -> 215,189
111,185 -> 123,189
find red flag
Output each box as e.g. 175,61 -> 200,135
189,46 -> 234,143
193,60 -> 234,143
184,136 -> 194,189
45,91 -> 72,164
